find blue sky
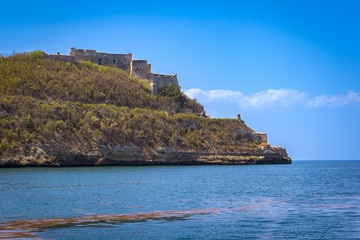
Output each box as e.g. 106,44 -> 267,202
1,0 -> 359,160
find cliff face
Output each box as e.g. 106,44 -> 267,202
0,143 -> 291,167
0,52 -> 291,167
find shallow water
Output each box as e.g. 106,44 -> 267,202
0,161 -> 359,239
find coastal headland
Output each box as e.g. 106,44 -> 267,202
0,49 -> 291,167
1,144 -> 290,167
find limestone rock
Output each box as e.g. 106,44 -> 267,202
0,144 -> 291,167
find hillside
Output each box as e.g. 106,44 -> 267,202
0,52 -> 290,166
0,52 -> 203,115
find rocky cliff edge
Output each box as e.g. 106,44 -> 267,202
0,143 -> 291,167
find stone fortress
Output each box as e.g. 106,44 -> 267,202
42,47 -> 179,94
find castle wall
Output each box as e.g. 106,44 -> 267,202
251,132 -> 267,143
44,48 -> 179,94
149,82 -> 158,95
68,48 -> 132,73
152,73 -> 179,89
132,60 -> 150,81
42,54 -> 78,65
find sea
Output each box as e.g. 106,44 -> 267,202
0,160 -> 359,239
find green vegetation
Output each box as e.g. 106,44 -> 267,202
157,84 -> 204,116
0,53 -> 203,115
157,84 -> 187,103
0,52 -> 256,156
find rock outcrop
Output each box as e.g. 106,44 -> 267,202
0,143 -> 291,167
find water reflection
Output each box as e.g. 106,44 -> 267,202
0,208 -> 224,239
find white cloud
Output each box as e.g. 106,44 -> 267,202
184,89 -> 244,102
308,91 -> 360,107
239,89 -> 306,108
185,88 -> 306,108
184,88 -> 360,109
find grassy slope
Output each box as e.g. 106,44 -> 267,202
0,52 -> 255,156
0,52 -> 203,115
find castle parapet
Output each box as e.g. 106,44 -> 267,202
42,52 -> 78,65
151,73 -> 179,89
47,48 -> 133,73
132,60 -> 151,82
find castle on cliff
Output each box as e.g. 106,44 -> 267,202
42,47 -> 285,154
42,47 -> 179,94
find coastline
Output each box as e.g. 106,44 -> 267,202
0,143 -> 291,167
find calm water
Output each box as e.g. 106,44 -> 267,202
0,161 -> 359,239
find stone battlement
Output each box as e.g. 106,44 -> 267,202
251,132 -> 267,143
43,47 -> 179,94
